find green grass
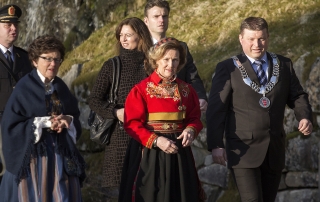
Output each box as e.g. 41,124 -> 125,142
216,173 -> 241,202
59,0 -> 320,93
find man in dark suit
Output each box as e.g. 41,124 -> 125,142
0,4 -> 33,182
206,17 -> 313,202
144,0 -> 208,111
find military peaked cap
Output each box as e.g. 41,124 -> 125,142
0,5 -> 22,23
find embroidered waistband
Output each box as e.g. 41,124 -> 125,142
145,121 -> 184,133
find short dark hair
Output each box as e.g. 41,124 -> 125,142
147,37 -> 186,75
240,17 -> 269,35
144,0 -> 170,17
28,35 -> 65,64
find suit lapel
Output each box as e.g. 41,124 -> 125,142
0,50 -> 10,68
238,53 -> 261,86
266,52 -> 273,82
12,46 -> 21,74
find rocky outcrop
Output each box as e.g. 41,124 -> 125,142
275,189 -> 319,202
285,171 -> 318,187
14,0 -> 318,199
306,57 -> 320,113
15,0 -> 136,51
285,133 -> 319,171
60,64 -> 82,89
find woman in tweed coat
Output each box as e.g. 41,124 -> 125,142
88,17 -> 153,199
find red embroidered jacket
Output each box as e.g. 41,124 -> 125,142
124,72 -> 203,148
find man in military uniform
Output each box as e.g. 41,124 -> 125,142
0,4 -> 33,183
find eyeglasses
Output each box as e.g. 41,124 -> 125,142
39,56 -> 62,64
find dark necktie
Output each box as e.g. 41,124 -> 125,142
254,60 -> 267,86
5,50 -> 13,69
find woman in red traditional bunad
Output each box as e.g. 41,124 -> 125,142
118,38 -> 206,202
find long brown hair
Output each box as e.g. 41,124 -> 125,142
115,17 -> 153,69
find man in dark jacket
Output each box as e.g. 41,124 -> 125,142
206,17 -> 313,201
0,4 -> 33,183
144,0 -> 208,111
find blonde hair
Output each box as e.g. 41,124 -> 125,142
147,37 -> 186,75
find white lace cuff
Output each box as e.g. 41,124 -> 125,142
33,116 -> 52,143
33,116 -> 77,144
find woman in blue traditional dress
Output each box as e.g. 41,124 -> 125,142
0,35 -> 86,201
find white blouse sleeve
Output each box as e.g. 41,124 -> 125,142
33,116 -> 52,143
33,116 -> 77,144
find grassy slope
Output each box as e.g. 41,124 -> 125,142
59,0 -> 320,92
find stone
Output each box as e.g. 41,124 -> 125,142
285,133 -> 319,171
79,102 -> 92,129
202,184 -> 222,202
73,82 -> 90,102
198,128 -> 208,145
191,146 -> 210,168
285,171 -> 318,188
278,173 -> 287,190
193,138 -> 204,148
293,52 -> 310,86
306,57 -> 320,114
275,189 -> 319,202
283,108 -> 298,134
204,154 -> 213,166
60,64 -> 83,89
198,164 -> 228,188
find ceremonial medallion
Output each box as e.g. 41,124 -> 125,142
232,52 -> 280,108
259,96 -> 270,108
